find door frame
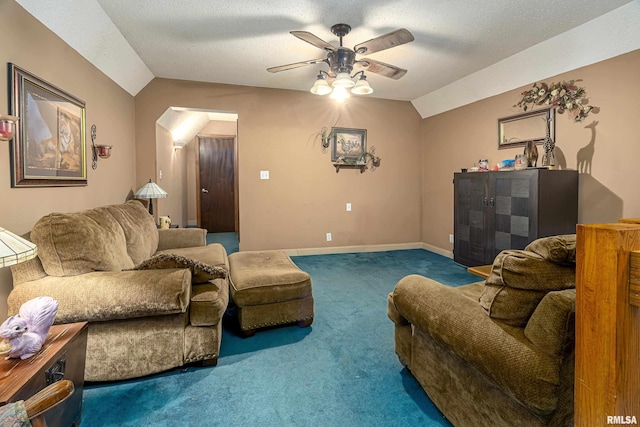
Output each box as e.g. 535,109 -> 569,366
195,133 -> 239,235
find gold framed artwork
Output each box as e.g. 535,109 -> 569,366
331,127 -> 367,163
9,63 -> 87,187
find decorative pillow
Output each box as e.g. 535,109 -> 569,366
525,234 -> 576,264
133,253 -> 226,283
524,289 -> 576,357
479,249 -> 575,326
485,249 -> 576,291
31,207 -> 134,276
479,284 -> 547,327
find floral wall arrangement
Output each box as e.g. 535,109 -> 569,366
514,79 -> 598,122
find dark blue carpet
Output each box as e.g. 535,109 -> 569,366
81,249 -> 479,426
206,232 -> 239,254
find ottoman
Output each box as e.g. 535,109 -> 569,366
228,251 -> 314,337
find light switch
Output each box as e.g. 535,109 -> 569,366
346,203 -> 352,212
260,170 -> 269,180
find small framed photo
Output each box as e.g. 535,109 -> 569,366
331,127 -> 367,163
9,63 -> 87,187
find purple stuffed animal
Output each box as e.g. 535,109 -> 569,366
0,296 -> 58,360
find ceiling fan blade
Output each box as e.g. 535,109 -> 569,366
354,28 -> 414,55
267,58 -> 327,73
291,31 -> 337,52
356,58 -> 407,80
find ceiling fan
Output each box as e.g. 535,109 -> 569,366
267,24 -> 414,99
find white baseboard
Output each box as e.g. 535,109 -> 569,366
283,242 -> 443,257
420,242 -> 453,259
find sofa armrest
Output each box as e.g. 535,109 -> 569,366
7,269 -> 191,323
392,274 -> 561,414
157,228 -> 206,250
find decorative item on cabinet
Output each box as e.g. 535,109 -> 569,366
523,140 -> 538,167
90,124 -> 113,169
541,124 -> 555,167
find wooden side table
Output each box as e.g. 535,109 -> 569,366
0,322 -> 88,427
467,264 -> 492,279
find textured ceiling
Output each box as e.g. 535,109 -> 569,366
15,0 -> 637,111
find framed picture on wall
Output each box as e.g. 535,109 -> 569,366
9,63 -> 87,187
331,127 -> 367,163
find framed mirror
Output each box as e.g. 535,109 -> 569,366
498,107 -> 554,149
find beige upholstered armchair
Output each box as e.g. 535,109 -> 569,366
8,201 -> 229,381
389,235 -> 577,426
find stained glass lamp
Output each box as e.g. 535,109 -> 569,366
0,227 -> 37,268
134,179 -> 168,215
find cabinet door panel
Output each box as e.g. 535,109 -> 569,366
454,173 -> 488,265
489,172 -> 538,258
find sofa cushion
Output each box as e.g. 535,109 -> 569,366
105,201 -> 159,265
479,250 -> 575,326
525,234 -> 576,264
31,207 -> 134,276
7,269 -> 191,323
133,253 -> 226,284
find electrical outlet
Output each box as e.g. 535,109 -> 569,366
449,234 -> 454,244
346,203 -> 352,212
326,232 -> 332,242
260,170 -> 269,180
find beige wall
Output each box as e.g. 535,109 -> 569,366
421,49 -> 640,251
7,0 -> 638,319
135,79 -> 423,251
0,1 -> 137,316
155,124 -> 187,227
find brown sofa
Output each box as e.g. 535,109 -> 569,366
388,235 -> 577,426
7,200 -> 229,381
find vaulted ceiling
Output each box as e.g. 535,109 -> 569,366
15,0 -> 640,119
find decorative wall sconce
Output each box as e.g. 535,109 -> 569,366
358,147 -> 381,171
321,127 -> 332,153
91,124 -> 112,169
0,115 -> 18,141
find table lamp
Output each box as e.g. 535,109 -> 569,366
0,227 -> 37,268
134,179 -> 168,215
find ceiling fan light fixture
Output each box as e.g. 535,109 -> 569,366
332,72 -> 356,88
310,76 -> 332,95
330,86 -> 350,102
351,74 -> 373,95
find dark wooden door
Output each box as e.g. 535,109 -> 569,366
198,136 -> 236,233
